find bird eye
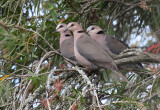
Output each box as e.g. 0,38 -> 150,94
71,24 -> 74,27
91,27 -> 94,30
59,25 -> 64,28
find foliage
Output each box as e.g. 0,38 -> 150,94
0,0 -> 160,109
145,43 -> 160,54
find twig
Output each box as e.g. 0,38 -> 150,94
0,103 -> 12,108
11,0 -> 20,22
47,69 -> 53,89
26,29 -> 55,51
74,66 -> 102,110
31,37 -> 47,53
34,51 -> 55,75
0,21 -> 54,51
17,0 -> 26,25
113,2 -> 140,20
101,100 -> 147,110
46,91 -> 51,110
78,0 -> 99,15
105,0 -> 139,6
142,93 -> 158,102
0,57 -> 30,70
115,51 -> 160,65
19,80 -> 32,110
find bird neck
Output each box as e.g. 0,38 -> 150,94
97,30 -> 104,34
60,32 -> 72,45
73,30 -> 85,38
65,34 -> 72,37
77,30 -> 85,33
60,31 -> 72,38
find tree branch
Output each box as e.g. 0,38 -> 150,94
114,50 -> 160,65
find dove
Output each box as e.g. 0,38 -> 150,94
86,25 -> 143,71
55,23 -> 77,65
66,22 -> 128,82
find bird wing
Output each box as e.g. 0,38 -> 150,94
105,35 -> 144,70
60,38 -> 76,61
105,35 -> 128,55
77,35 -> 128,82
77,35 -> 114,66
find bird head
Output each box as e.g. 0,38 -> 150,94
86,25 -> 104,36
54,23 -> 67,33
66,22 -> 82,32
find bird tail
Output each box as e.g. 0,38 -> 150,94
134,63 -> 144,70
119,63 -> 143,71
112,70 -> 129,82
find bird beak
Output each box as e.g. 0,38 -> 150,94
86,30 -> 90,34
52,30 -> 57,33
64,25 -> 71,32
53,27 -> 60,33
64,28 -> 68,32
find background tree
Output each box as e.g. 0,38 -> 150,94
0,0 -> 160,109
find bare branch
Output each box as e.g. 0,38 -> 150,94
74,66 -> 102,109
115,51 -> 160,65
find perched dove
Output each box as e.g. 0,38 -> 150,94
55,23 -> 77,64
66,22 -> 128,82
86,25 -> 143,71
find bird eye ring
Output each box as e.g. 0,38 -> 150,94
59,25 -> 64,28
91,27 -> 94,30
